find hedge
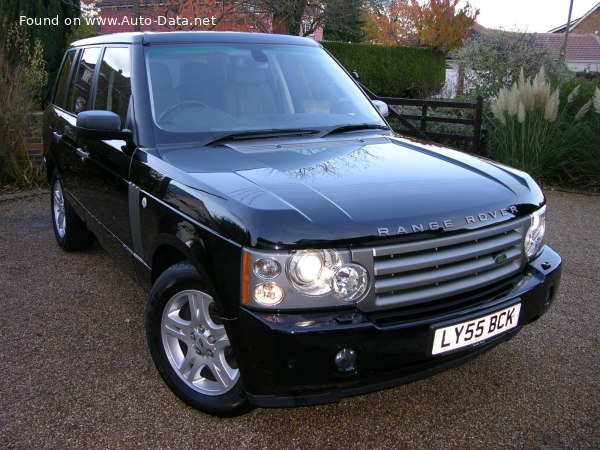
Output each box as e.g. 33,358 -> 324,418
322,41 -> 445,98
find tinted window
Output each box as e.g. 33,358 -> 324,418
95,47 -> 132,125
53,50 -> 76,109
67,47 -> 101,114
145,44 -> 385,141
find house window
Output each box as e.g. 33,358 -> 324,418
303,22 -> 311,35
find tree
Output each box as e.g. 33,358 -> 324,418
148,0 -> 365,37
253,0 -> 366,37
68,0 -> 100,43
364,0 -> 478,53
323,0 -> 366,42
455,30 -> 570,99
0,0 -> 80,101
144,0 -> 260,31
149,0 -> 263,31
253,0 -> 308,35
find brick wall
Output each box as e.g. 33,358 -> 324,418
574,9 -> 600,34
25,112 -> 43,164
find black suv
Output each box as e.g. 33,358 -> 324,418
44,31 -> 561,416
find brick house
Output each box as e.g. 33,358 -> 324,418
97,0 -> 323,40
548,1 -> 600,34
536,33 -> 600,73
442,14 -> 600,98
546,1 -> 600,72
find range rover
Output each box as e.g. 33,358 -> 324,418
43,31 -> 561,416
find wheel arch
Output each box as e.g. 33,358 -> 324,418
151,244 -> 188,284
143,210 -> 243,320
149,238 -> 214,288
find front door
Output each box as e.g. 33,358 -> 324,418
76,46 -> 135,274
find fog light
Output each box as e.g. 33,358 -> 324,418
335,348 -> 357,373
253,283 -> 285,307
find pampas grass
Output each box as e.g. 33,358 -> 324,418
489,68 -> 561,177
489,67 -> 599,188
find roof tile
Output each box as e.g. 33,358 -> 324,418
535,33 -> 600,61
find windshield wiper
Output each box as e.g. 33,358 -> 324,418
321,123 -> 390,137
205,128 -> 321,146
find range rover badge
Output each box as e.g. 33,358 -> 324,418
495,253 -> 508,265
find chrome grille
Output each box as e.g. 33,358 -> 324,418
363,219 -> 527,312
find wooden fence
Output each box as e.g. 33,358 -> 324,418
361,84 -> 485,154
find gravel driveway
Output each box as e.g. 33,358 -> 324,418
1,189 -> 598,449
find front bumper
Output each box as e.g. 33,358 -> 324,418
230,246 -> 561,407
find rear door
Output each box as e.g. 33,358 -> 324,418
47,47 -> 102,210
61,47 -> 102,202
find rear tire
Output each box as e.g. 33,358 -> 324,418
146,262 -> 250,417
50,169 -> 94,251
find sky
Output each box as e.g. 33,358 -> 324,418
465,0 -> 599,33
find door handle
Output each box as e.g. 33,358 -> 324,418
52,131 -> 62,142
76,147 -> 90,161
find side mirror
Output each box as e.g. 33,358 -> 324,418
351,71 -> 360,81
76,110 -> 131,141
372,100 -> 389,117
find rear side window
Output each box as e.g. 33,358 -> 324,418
53,50 -> 76,109
95,47 -> 132,125
67,47 -> 101,114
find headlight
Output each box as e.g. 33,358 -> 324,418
331,264 -> 369,302
242,248 -> 371,309
287,250 -> 341,295
525,207 -> 546,259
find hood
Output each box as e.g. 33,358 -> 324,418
157,134 -> 545,247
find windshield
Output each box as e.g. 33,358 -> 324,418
144,43 -> 386,144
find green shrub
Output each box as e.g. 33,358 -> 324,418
552,85 -> 600,190
558,76 -> 600,118
553,114 -> 600,190
456,30 -> 570,99
488,68 -> 600,190
322,41 -> 445,98
0,24 -> 46,187
574,71 -> 600,82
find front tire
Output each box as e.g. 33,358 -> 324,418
146,263 -> 249,416
50,169 -> 93,251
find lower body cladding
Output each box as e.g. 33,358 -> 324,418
229,247 -> 562,407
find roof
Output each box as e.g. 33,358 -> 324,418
547,1 -> 600,33
548,21 -> 579,34
535,33 -> 600,61
70,31 -> 320,48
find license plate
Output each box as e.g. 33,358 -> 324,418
431,303 -> 521,356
